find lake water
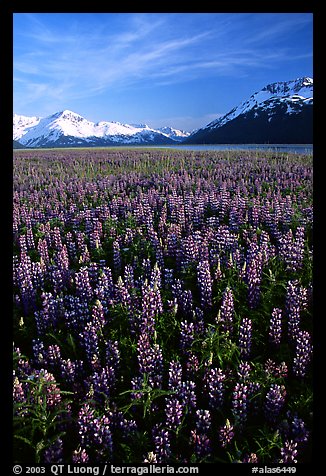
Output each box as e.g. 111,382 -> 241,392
148,144 -> 313,155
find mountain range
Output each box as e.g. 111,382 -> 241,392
13,77 -> 313,148
13,111 -> 190,148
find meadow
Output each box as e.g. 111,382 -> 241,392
13,148 -> 313,464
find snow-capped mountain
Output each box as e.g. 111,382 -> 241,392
185,77 -> 313,144
13,110 -> 190,148
156,126 -> 190,142
13,114 -> 41,141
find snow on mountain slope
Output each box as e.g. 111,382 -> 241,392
13,110 -> 189,147
157,126 -> 190,142
206,77 -> 313,130
13,114 -> 41,140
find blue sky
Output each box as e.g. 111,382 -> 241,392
13,13 -> 313,131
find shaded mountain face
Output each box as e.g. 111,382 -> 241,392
13,139 -> 26,149
185,77 -> 313,144
13,110 -> 190,148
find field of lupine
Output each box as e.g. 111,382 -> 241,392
13,148 -> 313,465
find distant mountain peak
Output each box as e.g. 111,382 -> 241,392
185,76 -> 313,145
262,77 -> 313,97
13,110 -> 190,148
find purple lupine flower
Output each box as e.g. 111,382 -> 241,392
195,409 -> 211,433
246,243 -> 263,309
124,264 -> 135,289
185,353 -> 200,380
130,376 -> 144,400
276,362 -> 288,379
107,405 -> 137,437
37,238 -> 50,265
106,340 -> 120,370
79,322 -> 99,366
238,317 -> 252,359
52,227 -> 63,251
51,268 -> 64,295
13,374 -> 25,403
279,227 -> 305,272
79,244 -> 91,265
114,276 -> 132,309
137,333 -> 163,388
164,268 -> 174,288
190,430 -> 212,459
43,438 -> 64,463
17,254 -> 37,315
88,365 -> 116,403
285,280 -> 307,343
165,396 -> 183,430
217,286 -> 234,334
32,261 -> 45,290
218,419 -> 235,448
152,425 -> 171,463
60,358 -> 76,385
32,338 -> 45,367
65,231 -> 77,261
182,235 -> 199,264
247,381 -> 261,416
193,307 -> 206,336
180,320 -> 195,355
45,344 -> 62,370
264,359 -> 288,379
36,292 -> 62,335
41,370 -> 62,408
14,345 -> 32,379
179,289 -> 193,317
179,380 -> 197,410
292,417 -> 309,445
168,360 -> 182,391
214,258 -> 223,280
171,278 -> 183,304
264,358 -> 278,376
140,280 -> 163,336
259,230 -> 275,264
197,260 -> 213,308
292,226 -> 305,271
141,258 -> 152,281
93,415 -> 113,460
283,413 -> 310,445
91,300 -> 106,331
237,361 -> 251,382
72,447 -> 89,463
13,374 -> 27,416
269,308 -> 283,346
293,330 -> 313,378
264,384 -> 286,423
113,239 -> 121,274
232,382 -> 248,426
204,367 -> 226,410
77,404 -> 113,459
28,369 -> 62,409
150,262 -> 162,289
95,266 -> 114,306
55,244 -> 70,282
279,440 -> 298,463
75,267 -> 93,302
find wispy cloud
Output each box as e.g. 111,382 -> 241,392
13,13 -> 313,122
